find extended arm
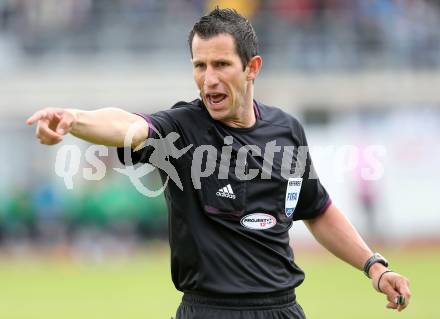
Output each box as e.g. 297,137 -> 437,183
26,107 -> 148,148
304,203 -> 411,311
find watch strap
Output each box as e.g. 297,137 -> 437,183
363,253 -> 389,278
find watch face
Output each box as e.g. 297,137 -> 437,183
364,253 -> 390,277
375,253 -> 389,267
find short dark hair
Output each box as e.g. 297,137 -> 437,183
188,8 -> 259,70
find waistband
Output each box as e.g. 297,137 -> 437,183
182,289 -> 296,310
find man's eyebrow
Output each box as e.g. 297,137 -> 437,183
215,58 -> 232,63
192,58 -> 233,65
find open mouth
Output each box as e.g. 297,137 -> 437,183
206,93 -> 227,106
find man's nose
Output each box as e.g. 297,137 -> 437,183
204,66 -> 219,88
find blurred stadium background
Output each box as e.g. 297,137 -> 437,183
0,0 -> 439,318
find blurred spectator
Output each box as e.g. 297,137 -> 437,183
207,0 -> 260,18
354,144 -> 380,240
4,188 -> 37,240
1,0 -> 439,68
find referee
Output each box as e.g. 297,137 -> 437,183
27,8 -> 411,319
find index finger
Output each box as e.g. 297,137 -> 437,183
26,110 -> 47,125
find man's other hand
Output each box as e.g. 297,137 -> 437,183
372,268 -> 411,312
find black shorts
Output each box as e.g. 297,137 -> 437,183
175,289 -> 306,319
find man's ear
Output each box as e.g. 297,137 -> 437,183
246,55 -> 263,81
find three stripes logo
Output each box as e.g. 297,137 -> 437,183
216,184 -> 236,199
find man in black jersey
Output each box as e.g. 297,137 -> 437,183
27,8 -> 411,319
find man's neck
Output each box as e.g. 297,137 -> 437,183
220,85 -> 256,128
221,100 -> 256,128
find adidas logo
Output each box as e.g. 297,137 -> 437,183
216,184 -> 236,199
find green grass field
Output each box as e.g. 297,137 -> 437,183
0,244 -> 438,319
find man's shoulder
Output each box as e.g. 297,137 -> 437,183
170,99 -> 203,112
151,99 -> 206,122
258,102 -> 303,130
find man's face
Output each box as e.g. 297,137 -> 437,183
191,33 -> 250,123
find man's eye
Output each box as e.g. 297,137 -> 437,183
194,64 -> 205,69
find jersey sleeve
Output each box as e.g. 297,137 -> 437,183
116,108 -> 185,166
292,122 -> 331,221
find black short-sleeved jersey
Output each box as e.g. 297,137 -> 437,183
117,99 -> 330,295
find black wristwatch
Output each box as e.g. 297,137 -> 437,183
363,253 -> 389,278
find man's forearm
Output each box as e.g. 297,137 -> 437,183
303,203 -> 375,272
69,108 -> 148,148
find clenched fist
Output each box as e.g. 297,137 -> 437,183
372,269 -> 411,312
